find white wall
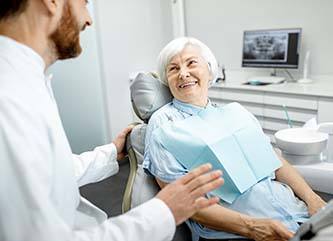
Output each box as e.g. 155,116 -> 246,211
184,0 -> 333,80
95,0 -> 173,139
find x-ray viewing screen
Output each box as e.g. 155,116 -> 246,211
242,28 -> 301,68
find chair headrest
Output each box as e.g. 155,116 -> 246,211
130,72 -> 172,122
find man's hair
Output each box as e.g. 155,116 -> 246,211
0,0 -> 29,21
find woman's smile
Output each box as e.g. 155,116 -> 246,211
178,80 -> 198,89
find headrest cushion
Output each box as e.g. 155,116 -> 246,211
130,72 -> 172,122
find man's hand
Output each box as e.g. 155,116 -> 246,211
112,125 -> 135,160
156,164 -> 224,225
244,218 -> 294,241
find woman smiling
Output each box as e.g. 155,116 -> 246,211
143,37 -> 325,241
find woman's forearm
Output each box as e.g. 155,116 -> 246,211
275,156 -> 326,216
192,204 -> 294,241
275,157 -> 318,203
156,178 -> 293,240
192,204 -> 253,237
156,178 -> 253,237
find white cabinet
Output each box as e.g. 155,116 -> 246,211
209,88 -> 264,104
263,93 -> 317,110
209,83 -> 333,144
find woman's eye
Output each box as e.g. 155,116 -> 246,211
188,60 -> 198,66
168,66 -> 177,72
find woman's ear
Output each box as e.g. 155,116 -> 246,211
207,62 -> 213,80
41,0 -> 62,16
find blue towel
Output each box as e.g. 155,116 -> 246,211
153,103 -> 281,203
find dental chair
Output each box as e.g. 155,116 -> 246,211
121,72 -> 191,240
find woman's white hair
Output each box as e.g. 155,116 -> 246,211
157,37 -> 218,87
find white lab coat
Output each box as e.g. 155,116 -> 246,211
0,36 -> 175,241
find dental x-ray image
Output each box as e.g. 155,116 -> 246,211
243,32 -> 288,62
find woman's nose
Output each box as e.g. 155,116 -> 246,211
179,68 -> 190,79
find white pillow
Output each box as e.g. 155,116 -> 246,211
130,72 -> 172,122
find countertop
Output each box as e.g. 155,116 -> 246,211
211,75 -> 333,98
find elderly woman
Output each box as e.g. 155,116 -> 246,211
142,37 -> 326,241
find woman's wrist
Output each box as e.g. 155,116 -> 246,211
302,190 -> 321,204
239,214 -> 256,238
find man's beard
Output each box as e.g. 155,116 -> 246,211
50,3 -> 82,60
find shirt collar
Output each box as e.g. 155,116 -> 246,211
0,35 -> 46,76
172,98 -> 213,116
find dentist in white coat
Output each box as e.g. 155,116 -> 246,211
0,1 -> 224,241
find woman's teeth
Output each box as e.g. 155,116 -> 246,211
179,81 -> 197,88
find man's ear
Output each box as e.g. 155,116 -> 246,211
41,0 -> 63,16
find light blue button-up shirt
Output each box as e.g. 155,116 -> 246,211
143,98 -> 309,241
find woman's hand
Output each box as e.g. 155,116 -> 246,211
244,218 -> 294,241
305,193 -> 326,216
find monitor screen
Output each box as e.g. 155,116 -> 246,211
242,28 -> 301,69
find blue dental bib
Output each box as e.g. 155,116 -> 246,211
152,102 -> 281,203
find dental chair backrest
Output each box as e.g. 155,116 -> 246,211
122,72 -> 191,240
122,72 -> 172,211
130,72 -> 172,124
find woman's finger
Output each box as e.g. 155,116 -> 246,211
274,222 -> 294,239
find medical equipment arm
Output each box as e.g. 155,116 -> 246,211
275,157 -> 326,215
